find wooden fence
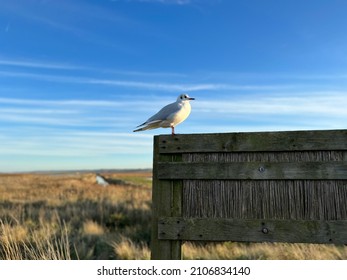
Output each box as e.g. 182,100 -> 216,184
150,129 -> 347,260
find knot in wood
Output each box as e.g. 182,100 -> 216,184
258,166 -> 266,173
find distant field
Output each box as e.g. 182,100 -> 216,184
1,171 -> 347,260
0,171 -> 152,260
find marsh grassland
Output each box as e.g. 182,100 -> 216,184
0,172 -> 346,260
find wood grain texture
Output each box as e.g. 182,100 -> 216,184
158,217 -> 347,244
151,130 -> 347,259
183,180 -> 347,220
157,161 -> 347,180
151,136 -> 183,260
158,130 -> 347,154
183,151 -> 346,163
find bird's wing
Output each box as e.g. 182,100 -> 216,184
135,119 -> 161,128
133,120 -> 162,132
144,102 -> 180,124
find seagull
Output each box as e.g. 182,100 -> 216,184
133,93 -> 195,135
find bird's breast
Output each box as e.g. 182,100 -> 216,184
170,102 -> 191,126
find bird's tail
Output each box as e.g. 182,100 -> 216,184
133,122 -> 147,132
133,127 -> 145,132
133,120 -> 161,132
133,125 -> 156,132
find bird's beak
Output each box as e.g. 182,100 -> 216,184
189,97 -> 195,100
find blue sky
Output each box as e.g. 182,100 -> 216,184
1,0 -> 347,172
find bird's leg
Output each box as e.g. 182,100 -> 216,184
171,126 -> 175,135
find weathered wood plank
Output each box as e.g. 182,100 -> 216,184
157,162 -> 347,180
182,180 -> 347,220
151,137 -> 170,259
183,151 -> 346,163
171,180 -> 183,259
158,217 -> 347,244
151,136 -> 183,260
151,180 -> 174,259
158,130 -> 347,154
152,130 -> 347,259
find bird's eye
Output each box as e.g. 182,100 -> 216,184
180,96 -> 183,99
184,95 -> 187,98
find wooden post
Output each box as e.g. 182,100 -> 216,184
151,136 -> 183,260
150,129 -> 347,260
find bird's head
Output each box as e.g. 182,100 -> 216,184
177,93 -> 195,102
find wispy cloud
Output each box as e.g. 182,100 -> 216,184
195,92 -> 347,117
0,59 -> 82,70
112,0 -> 193,5
0,57 -> 188,79
0,97 -> 123,107
2,91 -> 347,131
1,68 -> 320,93
0,109 -> 133,129
0,107 -> 77,115
88,78 -> 223,91
2,1 -> 84,36
1,0 -> 152,52
0,128 -> 152,157
0,113 -> 85,127
0,69 -> 224,92
190,92 -> 347,134
4,59 -> 347,93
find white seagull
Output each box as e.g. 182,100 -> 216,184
133,93 -> 195,135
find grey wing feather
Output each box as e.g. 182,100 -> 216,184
144,102 -> 180,123
133,120 -> 162,132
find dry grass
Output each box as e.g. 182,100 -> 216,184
182,242 -> 347,260
0,215 -> 71,260
1,171 -> 347,260
112,237 -> 150,260
0,172 -> 151,260
83,220 -> 105,236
